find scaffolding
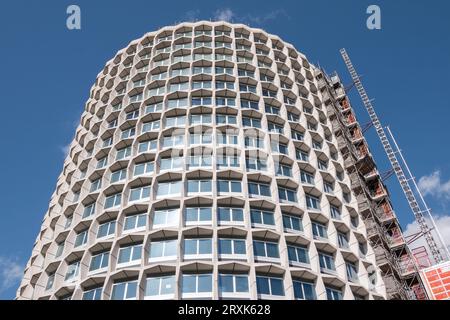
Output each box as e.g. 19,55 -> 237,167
315,67 -> 428,299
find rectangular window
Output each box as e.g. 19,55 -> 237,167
104,192 -> 121,209
190,133 -> 212,145
148,239 -> 177,261
188,155 -> 212,168
219,274 -> 249,296
216,114 -> 237,125
145,275 -> 175,299
192,81 -> 212,90
97,156 -> 108,169
142,120 -> 160,133
292,130 -> 304,141
138,139 -> 157,153
160,156 -> 184,171
217,207 -> 244,225
326,286 -> 343,300
145,102 -> 163,113
248,182 -> 271,197
129,186 -> 151,202
187,180 -> 212,194
250,209 -> 275,227
165,116 -> 186,128
111,280 -> 138,300
246,157 -> 267,172
116,146 -> 132,160
121,127 -> 136,140
300,171 -> 314,185
190,113 -> 212,125
46,273 -> 55,290
256,276 -> 284,297
245,136 -> 264,149
278,187 -> 297,202
216,97 -> 236,107
65,260 -> 80,281
156,181 -> 182,198
118,244 -> 142,266
218,238 -> 246,257
82,286 -> 102,300
267,122 -> 284,134
282,215 -> 303,233
242,117 -> 261,128
134,161 -> 154,177
217,180 -> 242,194
240,98 -> 259,109
253,241 -> 279,261
287,245 -> 309,266
97,220 -> 116,238
275,163 -> 292,177
82,203 -> 96,219
162,134 -> 184,148
346,261 -> 359,283
181,274 -> 213,298
293,280 -> 316,300
330,205 -> 341,220
319,252 -> 336,273
312,222 -> 328,240
271,142 -> 288,155
184,238 -> 212,258
89,251 -> 109,272
153,208 -> 179,228
90,178 -> 101,192
306,194 -> 320,210
296,149 -> 309,162
124,213 -> 147,232
111,168 -> 126,183
185,207 -> 212,225
74,230 -> 88,247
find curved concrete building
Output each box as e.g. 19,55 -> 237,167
17,21 -> 422,300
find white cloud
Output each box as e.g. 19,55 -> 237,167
184,9 -> 200,22
213,8 -> 235,22
244,9 -> 290,25
60,143 -> 71,157
0,257 -> 23,294
418,170 -> 450,200
404,215 -> 450,264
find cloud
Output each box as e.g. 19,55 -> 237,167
213,8 -> 235,22
183,9 -> 200,22
418,170 -> 450,200
243,9 -> 291,25
0,257 -> 23,294
404,215 -> 450,264
60,143 -> 71,158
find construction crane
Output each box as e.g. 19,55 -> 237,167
339,48 -> 449,264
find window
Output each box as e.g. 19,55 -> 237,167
293,280 -> 315,300
145,275 -> 175,299
138,139 -> 157,153
55,242 -> 64,258
296,149 -> 309,162
250,209 -> 275,227
242,116 -> 261,128
256,276 -> 284,297
219,274 -> 249,296
218,207 -> 244,224
193,66 -> 212,75
312,222 -> 328,239
126,110 -> 139,119
134,161 -> 154,177
185,207 -> 212,225
278,187 -> 297,202
215,67 -> 233,75
246,157 -> 267,172
129,185 -> 151,202
346,261 -> 359,283
216,132 -> 238,146
148,239 -> 177,261
145,102 -> 163,113
218,238 -> 246,257
118,243 -> 142,266
343,192 -> 351,204
165,115 -> 186,128
288,112 -> 300,122
326,286 -> 343,300
102,137 -> 113,148
89,251 -> 109,272
287,245 -> 309,266
116,146 -> 132,160
318,159 -> 328,171
240,98 -> 258,109
104,192 -> 121,209
82,203 -> 95,219
306,194 -> 320,210
168,84 -> 189,94
291,130 -> 304,141
190,133 -> 212,145
312,140 -> 322,150
248,182 -> 271,197
265,104 -> 280,115
319,252 -> 336,273
267,122 -> 284,134
46,273 -> 55,290
111,168 -> 126,183
188,155 -> 212,168
300,171 -> 315,186
182,273 -> 213,298
245,136 -> 264,149
171,67 -> 190,77
90,178 -> 101,192
97,156 -> 107,169
215,81 -> 234,90
121,127 -> 136,140
187,180 -> 212,194
190,113 -> 212,125
153,208 -> 179,228
275,163 -> 292,177
324,181 -> 334,194
336,232 -> 349,250
184,238 -> 212,258
216,97 -> 236,107
238,68 -> 254,78
330,205 -> 341,220
111,280 -> 138,300
271,142 -> 288,155
97,220 -> 116,238
156,181 -> 182,198
216,114 -> 237,125
162,134 -> 184,148
148,85 -> 165,97
192,81 -> 212,90
282,215 -> 303,233
124,213 -> 147,231
159,155 -> 183,171
253,241 -> 279,261
217,155 -> 240,169
82,286 -> 103,300
74,230 -> 88,247
142,120 -> 160,133
191,97 -> 212,106
217,180 -> 242,194
65,260 -> 80,281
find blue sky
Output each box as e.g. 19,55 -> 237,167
0,0 -> 449,299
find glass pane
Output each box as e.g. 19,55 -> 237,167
256,277 -> 270,295
145,278 -> 160,296
218,239 -> 232,254
270,278 -> 284,296
219,275 -> 234,293
235,276 -> 249,292
182,275 -> 196,293
198,274 -> 212,292
160,276 -> 175,295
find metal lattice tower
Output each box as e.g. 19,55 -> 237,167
339,48 -> 447,264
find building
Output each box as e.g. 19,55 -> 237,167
16,21 -> 423,300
